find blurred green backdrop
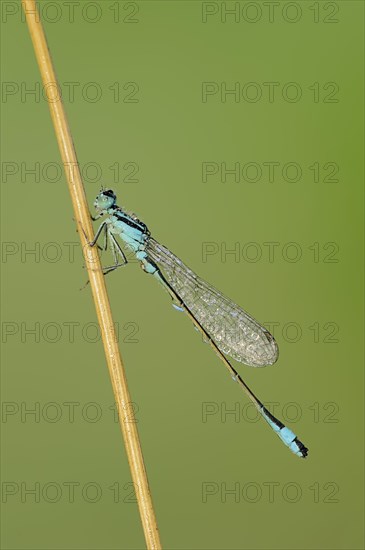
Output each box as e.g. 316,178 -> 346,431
1,1 -> 364,549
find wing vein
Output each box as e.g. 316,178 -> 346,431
146,238 -> 278,367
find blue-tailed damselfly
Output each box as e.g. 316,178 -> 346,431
89,188 -> 308,458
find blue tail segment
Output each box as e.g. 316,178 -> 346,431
260,406 -> 308,458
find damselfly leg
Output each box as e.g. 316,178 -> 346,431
89,225 -> 128,275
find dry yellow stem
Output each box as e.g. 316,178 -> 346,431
21,2 -> 162,548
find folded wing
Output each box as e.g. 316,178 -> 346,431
146,238 -> 279,367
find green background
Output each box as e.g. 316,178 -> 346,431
1,1 -> 364,549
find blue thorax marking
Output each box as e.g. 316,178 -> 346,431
106,206 -> 149,253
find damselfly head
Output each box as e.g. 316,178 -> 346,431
94,188 -> 117,211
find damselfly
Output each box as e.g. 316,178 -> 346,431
89,188 -> 308,458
